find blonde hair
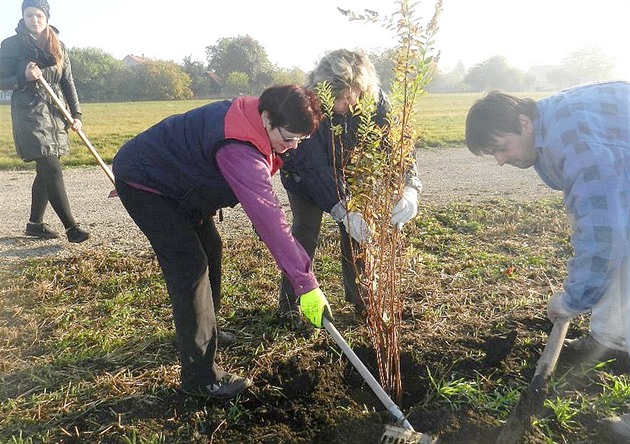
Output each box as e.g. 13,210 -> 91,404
41,25 -> 63,71
307,49 -> 380,103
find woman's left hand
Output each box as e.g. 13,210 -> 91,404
70,119 -> 82,132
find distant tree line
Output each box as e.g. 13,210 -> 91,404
65,35 -> 618,102
68,35 -> 307,102
426,46 -> 617,93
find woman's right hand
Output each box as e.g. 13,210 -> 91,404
25,62 -> 42,81
299,288 -> 333,328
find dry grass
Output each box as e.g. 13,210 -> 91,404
1,198 -> 627,443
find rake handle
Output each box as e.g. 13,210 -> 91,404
38,77 -> 115,185
323,317 -> 414,431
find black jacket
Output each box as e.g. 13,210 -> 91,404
280,91 -> 420,213
0,20 -> 81,161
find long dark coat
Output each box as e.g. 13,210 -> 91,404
0,20 -> 81,161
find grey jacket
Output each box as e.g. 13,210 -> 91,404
0,20 -> 81,161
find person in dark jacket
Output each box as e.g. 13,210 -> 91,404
278,49 -> 422,326
0,0 -> 89,243
112,84 -> 333,400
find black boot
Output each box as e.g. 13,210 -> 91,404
66,225 -> 90,243
25,222 -> 59,239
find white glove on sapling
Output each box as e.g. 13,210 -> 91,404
330,201 -> 369,243
390,185 -> 418,230
342,211 -> 369,243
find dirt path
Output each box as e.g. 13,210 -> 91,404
0,147 -> 559,266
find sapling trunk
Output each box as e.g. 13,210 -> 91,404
330,0 -> 443,401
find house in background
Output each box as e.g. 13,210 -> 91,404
121,54 -> 222,96
122,54 -> 149,68
205,71 -> 223,96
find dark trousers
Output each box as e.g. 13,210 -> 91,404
30,156 -> 76,228
279,190 -> 365,311
116,180 -> 224,386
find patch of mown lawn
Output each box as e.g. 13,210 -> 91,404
1,198 -> 626,444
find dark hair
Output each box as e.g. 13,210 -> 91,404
465,90 -> 538,155
258,85 -> 323,135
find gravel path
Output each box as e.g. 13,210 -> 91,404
0,147 -> 559,267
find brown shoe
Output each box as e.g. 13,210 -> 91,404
563,334 -> 628,364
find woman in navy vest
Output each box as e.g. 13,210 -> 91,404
113,85 -> 332,400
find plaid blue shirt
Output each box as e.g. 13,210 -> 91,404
534,81 -> 630,312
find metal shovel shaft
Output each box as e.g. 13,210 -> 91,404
323,317 -> 414,430
38,77 -> 115,185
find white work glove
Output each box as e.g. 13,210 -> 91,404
547,292 -> 581,322
342,211 -> 369,243
390,185 -> 418,230
330,201 -> 369,243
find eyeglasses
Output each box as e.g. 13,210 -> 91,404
276,127 -> 310,143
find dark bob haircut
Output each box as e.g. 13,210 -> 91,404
258,85 -> 323,135
465,90 -> 538,155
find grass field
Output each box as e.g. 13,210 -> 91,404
0,92 -> 551,169
1,200 -> 627,443
5,90 -> 611,444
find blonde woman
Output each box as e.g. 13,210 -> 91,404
278,49 -> 422,326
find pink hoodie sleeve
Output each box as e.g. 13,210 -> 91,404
216,143 -> 319,295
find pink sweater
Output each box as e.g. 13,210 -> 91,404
216,143 -> 318,295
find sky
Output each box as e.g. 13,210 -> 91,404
2,0 -> 629,80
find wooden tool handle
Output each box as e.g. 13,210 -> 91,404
38,77 -> 116,185
534,317 -> 570,379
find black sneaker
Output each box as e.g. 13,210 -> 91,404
217,330 -> 237,347
25,222 -> 59,239
181,372 -> 252,400
66,225 -> 90,243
